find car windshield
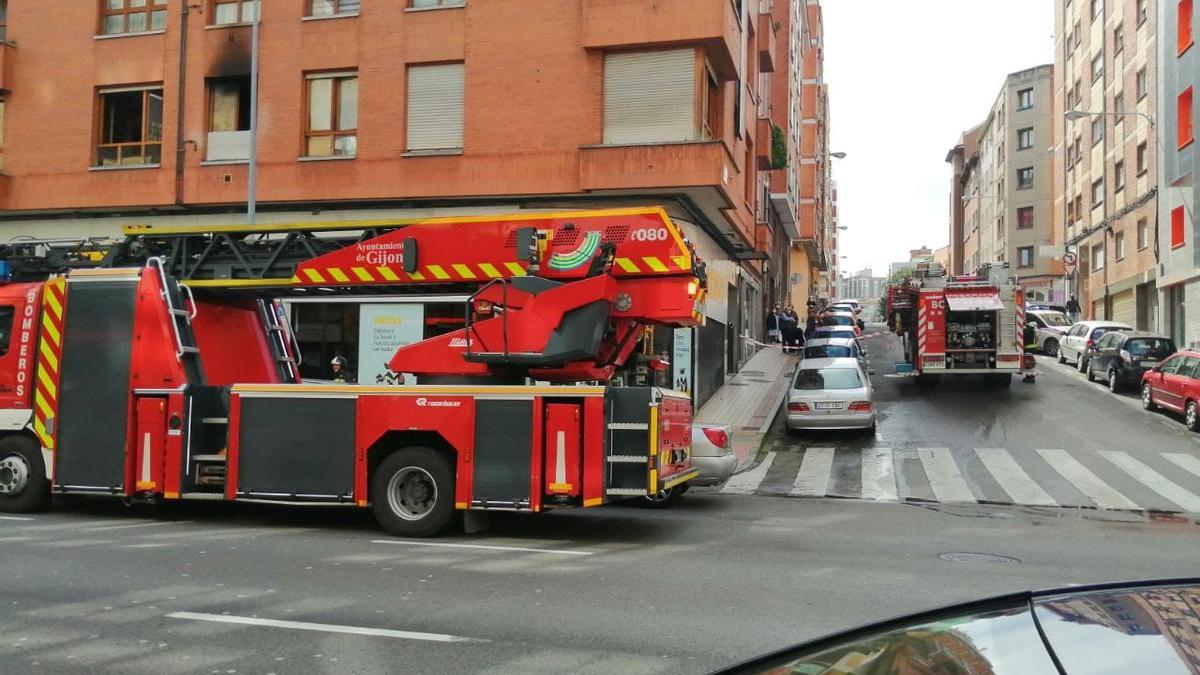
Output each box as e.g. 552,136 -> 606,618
1127,339 -> 1175,357
805,345 -> 852,359
819,329 -> 857,340
827,315 -> 854,326
1038,312 -> 1071,326
794,367 -> 862,390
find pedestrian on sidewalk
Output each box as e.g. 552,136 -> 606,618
782,304 -> 802,352
804,300 -> 818,338
1066,295 -> 1081,322
767,304 -> 784,345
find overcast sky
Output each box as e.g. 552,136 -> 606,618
823,0 -> 1054,278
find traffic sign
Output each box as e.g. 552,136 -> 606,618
1062,251 -> 1078,275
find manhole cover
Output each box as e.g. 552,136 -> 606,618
938,552 -> 1020,565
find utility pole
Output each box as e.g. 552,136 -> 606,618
247,0 -> 260,224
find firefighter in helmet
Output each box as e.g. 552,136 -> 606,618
330,356 -> 356,384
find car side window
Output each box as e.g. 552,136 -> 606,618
1069,325 -> 1084,337
1179,357 -> 1200,378
1161,357 -> 1182,375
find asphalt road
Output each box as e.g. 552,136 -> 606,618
3,328 -> 1200,674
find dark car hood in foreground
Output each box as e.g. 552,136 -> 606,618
722,579 -> 1200,674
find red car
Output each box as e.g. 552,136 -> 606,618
1141,349 -> 1200,431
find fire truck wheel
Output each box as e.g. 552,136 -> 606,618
371,448 -> 456,538
0,435 -> 49,514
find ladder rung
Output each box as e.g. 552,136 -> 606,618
608,422 -> 649,430
179,346 -> 201,354
192,454 -> 227,463
170,309 -> 189,317
201,417 -> 228,424
605,488 -> 647,496
276,357 -> 297,364
266,326 -> 286,332
607,455 -> 650,464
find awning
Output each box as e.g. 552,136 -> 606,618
945,291 -> 1005,311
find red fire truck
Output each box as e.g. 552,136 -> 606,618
0,208 -> 705,536
886,261 -> 1034,387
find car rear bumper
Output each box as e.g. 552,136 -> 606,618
786,411 -> 875,430
690,451 -> 738,486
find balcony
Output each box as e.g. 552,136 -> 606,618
756,13 -> 777,73
582,0 -> 740,80
205,131 -> 251,163
756,118 -> 774,170
0,42 -> 13,93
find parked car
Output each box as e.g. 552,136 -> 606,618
1086,331 -> 1176,392
822,311 -> 863,335
810,326 -> 867,354
1026,302 -> 1068,314
786,358 -> 876,433
643,423 -> 736,506
1025,309 -> 1073,355
801,337 -> 868,369
1142,350 -> 1200,431
1057,320 -> 1131,372
828,301 -> 863,315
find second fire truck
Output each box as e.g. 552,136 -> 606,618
886,261 -> 1034,387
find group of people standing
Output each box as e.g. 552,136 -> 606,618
766,300 -> 820,353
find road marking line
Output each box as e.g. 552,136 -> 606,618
720,451 -> 776,494
0,515 -> 33,521
790,447 -> 834,497
859,447 -> 898,501
90,520 -> 189,531
1163,453 -> 1200,479
166,611 -> 482,643
371,540 -> 592,556
917,448 -> 976,503
1100,451 -> 1200,513
974,448 -> 1057,506
1036,449 -> 1138,510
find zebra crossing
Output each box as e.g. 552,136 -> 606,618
719,444 -> 1200,514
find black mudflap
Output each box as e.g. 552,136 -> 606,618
472,400 -> 533,508
55,280 -> 138,492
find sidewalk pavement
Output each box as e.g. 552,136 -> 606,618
695,345 -> 798,471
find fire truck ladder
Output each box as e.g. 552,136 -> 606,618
147,257 -> 205,384
256,298 -> 302,383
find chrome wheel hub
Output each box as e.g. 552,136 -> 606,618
386,467 -> 438,521
0,455 -> 30,496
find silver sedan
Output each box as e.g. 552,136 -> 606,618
786,358 -> 876,433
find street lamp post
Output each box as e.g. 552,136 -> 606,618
247,0 -> 261,225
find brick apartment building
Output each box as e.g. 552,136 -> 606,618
0,0 -> 832,405
1157,0 -> 1198,346
1055,0 -> 1159,329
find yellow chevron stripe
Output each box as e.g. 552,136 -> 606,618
409,271 -> 426,281
351,267 -> 375,282
303,268 -> 326,283
36,367 -> 56,398
452,264 -> 476,279
39,342 -> 59,373
44,288 -> 64,321
478,263 -> 502,278
40,314 -> 61,348
643,257 -> 669,273
34,391 -> 53,419
290,275 -> 301,284
376,266 -> 400,282
615,257 -> 640,273
671,255 -> 692,270
427,265 -> 450,280
504,262 -> 526,276
33,417 -> 50,448
328,267 -> 351,283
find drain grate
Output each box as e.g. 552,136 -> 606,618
938,552 -> 1020,565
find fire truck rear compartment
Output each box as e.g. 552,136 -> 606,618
945,310 -> 999,369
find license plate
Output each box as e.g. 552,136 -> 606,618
1141,361 -> 1159,367
814,402 -> 843,410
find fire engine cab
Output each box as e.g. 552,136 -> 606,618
887,261 -> 1034,387
0,207 -> 705,536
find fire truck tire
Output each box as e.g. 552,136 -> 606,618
371,448 -> 456,538
0,435 -> 50,514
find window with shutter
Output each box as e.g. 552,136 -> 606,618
406,63 -> 465,153
603,49 -> 697,145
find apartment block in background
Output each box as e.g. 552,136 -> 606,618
1056,0 -> 1159,328
1157,0 -> 1199,345
0,0 -> 782,407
